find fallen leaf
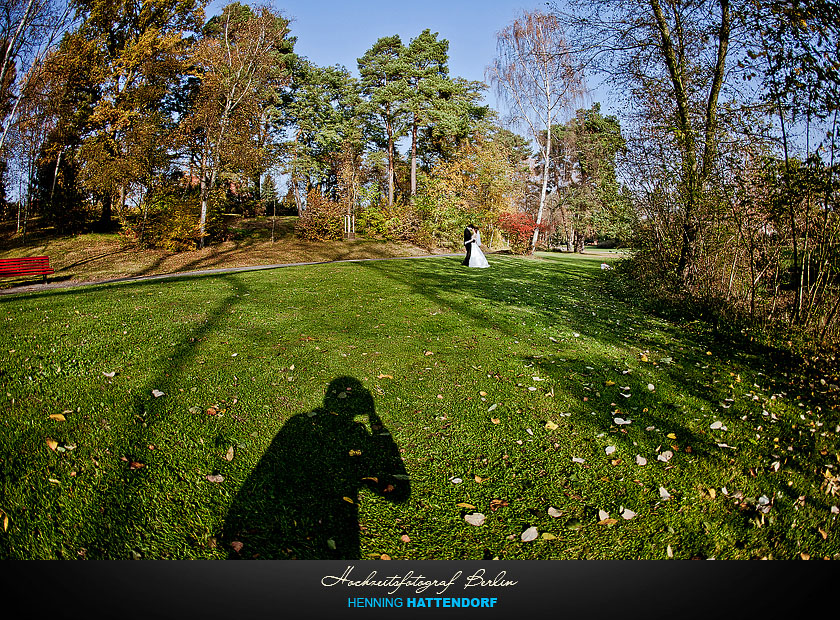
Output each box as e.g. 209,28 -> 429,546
488,403 -> 498,412
541,533 -> 557,540
605,380 -> 616,386
521,526 -> 538,542
598,509 -> 610,521
450,477 -> 463,484
474,475 -> 484,483
129,461 -> 144,470
380,554 -> 392,560
349,449 -> 362,456
657,451 -> 674,463
666,433 -> 677,439
659,487 -> 672,500
231,541 -> 243,553
152,389 -> 165,398
621,508 -> 637,520
635,455 -> 648,466
102,371 -> 116,378
490,499 -> 509,511
46,438 -> 58,451
572,457 -> 585,464
667,545 -> 674,558
598,518 -> 618,525
491,417 -> 501,424
465,513 -> 486,526
800,552 -> 810,560
377,374 -> 393,379
206,474 -> 224,483
545,421 -> 559,431
456,503 -> 476,509
342,496 -> 355,504
49,414 -> 66,422
2,513 -> 7,532
224,446 -> 234,461
606,446 -> 617,455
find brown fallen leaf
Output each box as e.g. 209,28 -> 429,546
456,503 -> 476,509
598,518 -> 619,526
129,461 -> 144,470
231,541 -> 243,553
474,475 -> 484,483
400,534 -> 410,543
46,438 -> 58,451
490,499 -> 509,511
380,554 -> 392,560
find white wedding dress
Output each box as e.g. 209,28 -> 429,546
468,232 -> 489,268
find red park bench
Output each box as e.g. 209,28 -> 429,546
0,256 -> 55,284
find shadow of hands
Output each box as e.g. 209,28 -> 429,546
223,376 -> 409,559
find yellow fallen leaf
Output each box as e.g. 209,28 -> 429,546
342,496 -> 355,504
377,374 -> 393,379
605,380 -> 616,386
349,449 -> 362,456
48,478 -> 60,484
479,391 -> 487,396
46,438 -> 58,451
362,477 -> 379,483
598,518 -> 619,526
491,418 -> 500,425
545,421 -> 558,431
456,503 -> 476,509
380,554 -> 391,560
3,513 -> 8,532
49,414 -> 66,422
541,533 -> 557,540
474,475 -> 484,483
666,433 -> 677,440
640,354 -> 648,362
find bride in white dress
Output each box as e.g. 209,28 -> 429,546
468,226 -> 490,268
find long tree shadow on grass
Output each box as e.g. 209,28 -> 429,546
222,376 -> 410,559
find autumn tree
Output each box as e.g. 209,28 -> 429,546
182,2 -> 293,248
488,9 -> 584,253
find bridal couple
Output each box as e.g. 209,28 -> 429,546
462,224 -> 489,268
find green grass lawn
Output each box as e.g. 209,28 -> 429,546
0,252 -> 837,560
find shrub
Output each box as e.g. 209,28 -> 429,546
497,212 -> 538,254
294,189 -> 345,241
129,190 -> 226,251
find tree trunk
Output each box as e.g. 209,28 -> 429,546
410,116 -> 418,198
532,126 -> 551,253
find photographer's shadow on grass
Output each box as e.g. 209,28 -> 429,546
223,376 -> 410,559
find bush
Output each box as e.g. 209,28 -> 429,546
129,190 -> 226,251
294,189 -> 345,241
497,212 -> 538,254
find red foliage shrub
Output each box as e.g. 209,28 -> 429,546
497,212 -> 538,254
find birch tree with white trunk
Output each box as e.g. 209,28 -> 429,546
487,10 -> 584,253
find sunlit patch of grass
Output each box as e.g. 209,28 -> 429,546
0,253 -> 837,560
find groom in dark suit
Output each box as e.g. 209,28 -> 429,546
462,225 -> 473,266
